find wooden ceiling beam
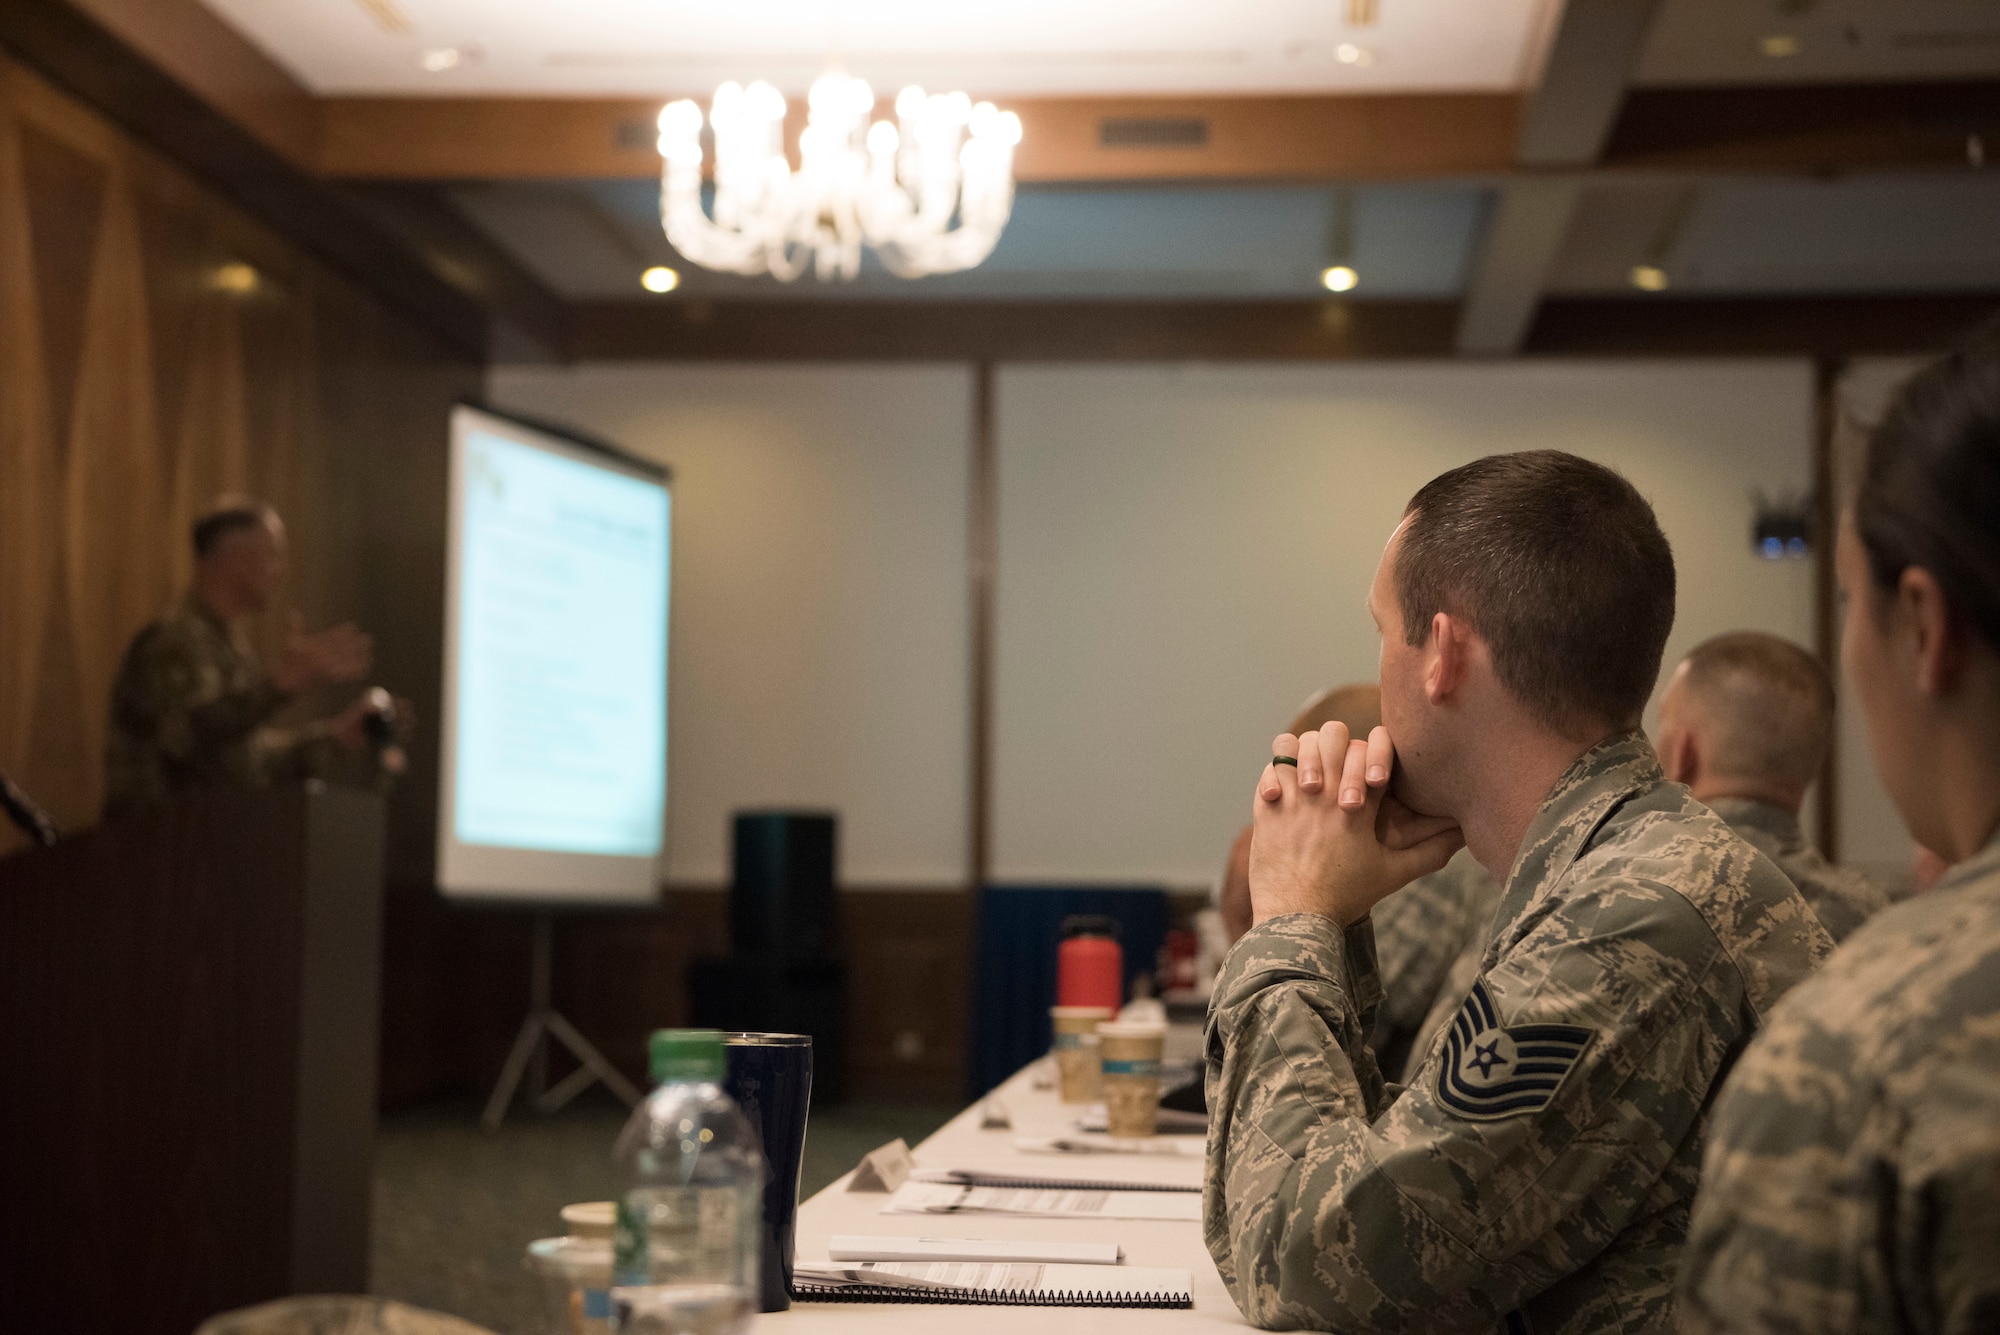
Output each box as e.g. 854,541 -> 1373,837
315,79 -> 2000,185
1,0 -> 575,361
0,0 -> 494,358
1456,0 -> 1664,356
1603,80 -> 2000,173
65,0 -> 319,167
566,298 -> 1462,361
319,93 -> 1523,183
1527,293 -> 2000,358
550,292 -> 1999,364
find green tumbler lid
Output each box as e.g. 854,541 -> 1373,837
649,1029 -> 726,1085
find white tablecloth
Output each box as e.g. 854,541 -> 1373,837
764,1060 -> 1248,1330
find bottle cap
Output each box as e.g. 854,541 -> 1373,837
648,1028 -> 726,1085
1060,913 -> 1119,940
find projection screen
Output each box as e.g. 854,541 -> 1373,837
437,403 -> 671,903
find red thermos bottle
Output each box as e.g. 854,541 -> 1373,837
1057,915 -> 1124,1011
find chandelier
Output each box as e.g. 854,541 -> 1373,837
656,73 -> 1022,282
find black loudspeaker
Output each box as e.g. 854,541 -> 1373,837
689,956 -> 844,1107
690,811 -> 846,1105
731,811 -> 838,957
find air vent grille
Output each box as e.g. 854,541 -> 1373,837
1099,117 -> 1210,149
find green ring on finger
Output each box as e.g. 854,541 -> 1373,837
1272,756 -> 1298,767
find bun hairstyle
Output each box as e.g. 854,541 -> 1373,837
1858,327 -> 2000,651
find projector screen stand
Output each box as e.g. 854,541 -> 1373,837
482,913 -> 643,1130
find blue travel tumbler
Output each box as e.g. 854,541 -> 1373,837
722,1031 -> 813,1311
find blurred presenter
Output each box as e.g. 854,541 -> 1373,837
103,498 -> 405,819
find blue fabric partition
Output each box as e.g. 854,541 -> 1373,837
970,884 -> 1170,1098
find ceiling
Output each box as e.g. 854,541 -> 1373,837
1550,174 -> 2000,295
204,0 -> 1564,97
201,0 -> 2000,98
447,182 -> 1489,300
422,172 -> 2000,304
183,0 -> 2000,333
1636,0 -> 2000,86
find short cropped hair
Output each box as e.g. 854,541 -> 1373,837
191,498 -> 276,558
1680,632 -> 1834,792
1397,451 -> 1676,736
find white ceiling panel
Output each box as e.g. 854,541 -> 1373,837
199,0 -> 1561,97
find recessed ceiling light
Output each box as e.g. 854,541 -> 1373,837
418,47 -> 465,72
1335,43 -> 1374,66
1630,265 -> 1670,292
641,266 -> 681,293
210,261 -> 258,294
1321,265 -> 1359,293
1759,33 -> 1803,58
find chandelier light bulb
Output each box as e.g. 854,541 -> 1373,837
658,100 -> 702,138
1322,265 -> 1359,292
640,266 -> 680,293
658,66 -> 1020,283
746,81 -> 787,122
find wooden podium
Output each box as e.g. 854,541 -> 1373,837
0,784 -> 386,1335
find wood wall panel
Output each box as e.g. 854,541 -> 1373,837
0,53 -> 478,858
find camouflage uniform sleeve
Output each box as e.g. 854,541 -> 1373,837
1680,926 -> 2000,1331
1793,861 -> 1891,946
112,620 -> 289,763
1368,860 -> 1479,1035
114,619 -> 290,759
1206,886 -> 1734,1331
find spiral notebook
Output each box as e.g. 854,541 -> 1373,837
791,1260 -> 1193,1308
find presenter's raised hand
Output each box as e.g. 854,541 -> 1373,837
274,615 -> 373,693
1249,722 -> 1462,928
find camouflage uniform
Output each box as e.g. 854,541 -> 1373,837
1367,849 -> 1502,1067
1679,833 -> 2000,1334
1703,797 -> 1890,944
103,595 -> 332,817
1399,927 -> 1490,1086
1204,734 -> 1831,1333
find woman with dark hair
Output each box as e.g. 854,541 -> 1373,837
1679,336 -> 2000,1331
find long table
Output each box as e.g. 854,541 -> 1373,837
767,1060 -> 1247,1329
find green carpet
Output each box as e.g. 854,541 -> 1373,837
369,1093 -> 955,1334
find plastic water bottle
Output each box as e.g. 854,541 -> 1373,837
611,1030 -> 763,1333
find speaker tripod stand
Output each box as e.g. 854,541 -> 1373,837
482,913 -> 642,1131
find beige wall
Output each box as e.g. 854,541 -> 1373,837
486,357 -> 1909,891
487,362 -> 975,886
990,361 -> 1819,884
1832,358 -> 1929,876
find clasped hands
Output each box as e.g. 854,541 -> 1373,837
1248,722 -> 1464,929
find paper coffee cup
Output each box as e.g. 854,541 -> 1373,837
1097,1020 -> 1167,1138
1050,1006 -> 1114,1104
